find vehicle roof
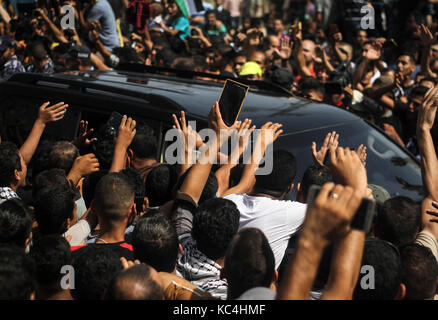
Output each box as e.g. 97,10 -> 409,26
7,70 -> 361,133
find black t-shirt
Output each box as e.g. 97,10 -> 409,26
71,242 -> 134,260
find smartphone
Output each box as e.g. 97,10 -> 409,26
218,79 -> 250,127
306,184 -> 376,233
107,111 -> 123,130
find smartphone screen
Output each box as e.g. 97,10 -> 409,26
218,79 -> 249,127
306,184 -> 376,233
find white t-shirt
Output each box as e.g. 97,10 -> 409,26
224,194 -> 307,269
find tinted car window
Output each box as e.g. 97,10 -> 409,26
274,120 -> 423,202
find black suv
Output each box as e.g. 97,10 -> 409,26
0,67 -> 423,201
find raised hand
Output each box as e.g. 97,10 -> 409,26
37,101 -> 68,124
208,101 -> 239,135
311,131 -> 339,166
71,153 -> 100,177
329,146 -> 368,195
74,120 -> 97,148
116,115 -> 136,149
304,182 -> 362,242
417,86 -> 438,132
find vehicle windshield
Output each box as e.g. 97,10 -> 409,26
273,120 -> 423,202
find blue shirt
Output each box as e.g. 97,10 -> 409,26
88,0 -> 120,51
172,16 -> 190,41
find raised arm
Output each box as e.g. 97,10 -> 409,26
221,121 -> 283,197
179,102 -> 237,203
276,182 -> 362,300
416,86 -> 438,199
19,102 -> 68,165
110,115 -> 137,172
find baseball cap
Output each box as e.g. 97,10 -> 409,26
61,45 -> 91,60
0,36 -> 14,52
240,61 -> 263,77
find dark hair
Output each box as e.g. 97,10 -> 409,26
400,243 -> 438,300
353,239 -> 402,300
132,211 -> 178,272
419,77 -> 437,86
156,48 -> 178,67
299,77 -> 325,97
94,173 -> 135,223
71,246 -> 123,300
376,197 -> 421,247
33,168 -> 68,201
254,149 -> 297,196
31,140 -> 54,182
145,164 -> 179,207
0,199 -> 32,247
205,9 -> 217,18
177,168 -> 218,204
129,123 -> 158,160
113,47 -> 142,64
410,85 -> 430,99
120,167 -> 146,214
300,165 -> 333,202
105,264 -> 163,300
34,184 -> 76,235
48,141 -> 79,173
82,170 -> 108,208
0,245 -> 36,300
0,141 -> 22,187
29,235 -> 71,287
28,41 -> 47,61
224,228 -> 275,300
192,198 -> 240,260
94,139 -> 115,170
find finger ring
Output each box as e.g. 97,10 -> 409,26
330,193 -> 339,199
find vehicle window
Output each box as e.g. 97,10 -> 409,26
274,120 -> 423,202
0,95 -> 81,145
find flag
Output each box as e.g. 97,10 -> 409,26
176,0 -> 204,17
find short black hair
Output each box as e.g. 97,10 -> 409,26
129,123 -> 158,160
33,168 -> 68,202
0,245 -> 36,299
105,264 -> 163,300
29,235 -> 71,288
82,170 -> 108,208
120,167 -> 146,214
31,140 -> 54,182
0,199 -> 32,247
28,41 -> 47,61
419,77 -> 437,86
145,164 -> 179,207
254,149 -> 297,196
34,184 -> 76,235
94,172 -> 135,223
410,85 -> 430,99
224,228 -> 275,300
132,211 -> 178,272
400,243 -> 438,300
192,198 -> 240,261
48,141 -> 79,173
0,141 -> 21,187
376,197 -> 421,247
299,77 -> 325,97
300,165 -> 333,202
353,239 -> 402,300
177,168 -> 218,204
71,245 -> 123,300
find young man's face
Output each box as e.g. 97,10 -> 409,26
396,55 -> 415,77
408,95 -> 423,115
234,55 -> 246,74
302,40 -> 315,64
274,19 -> 283,34
206,13 -> 216,27
356,30 -> 368,46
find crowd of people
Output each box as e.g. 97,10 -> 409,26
1,0 -> 438,301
